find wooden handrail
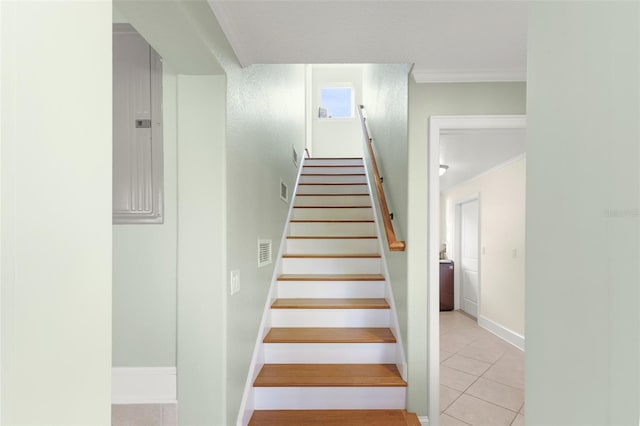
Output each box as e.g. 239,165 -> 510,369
357,105 -> 406,252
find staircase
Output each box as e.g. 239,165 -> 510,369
239,157 -> 418,426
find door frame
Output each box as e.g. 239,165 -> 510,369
428,115 -> 526,426
453,196 -> 481,314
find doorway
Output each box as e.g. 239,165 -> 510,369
457,198 -> 480,318
428,115 -> 527,426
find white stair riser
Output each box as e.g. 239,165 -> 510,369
295,195 -> 370,207
286,238 -> 379,254
291,207 -> 373,220
296,184 -> 369,194
281,257 -> 382,275
304,159 -> 363,166
289,222 -> 376,236
277,281 -> 385,298
299,175 -> 367,184
271,309 -> 390,327
254,387 -> 405,410
302,167 -> 364,174
264,343 -> 396,364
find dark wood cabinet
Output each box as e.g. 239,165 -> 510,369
440,261 -> 454,311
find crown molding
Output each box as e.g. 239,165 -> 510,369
412,68 -> 526,83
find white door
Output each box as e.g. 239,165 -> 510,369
460,199 -> 479,318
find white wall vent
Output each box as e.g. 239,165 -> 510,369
280,179 -> 289,203
258,239 -> 272,267
292,146 -> 299,167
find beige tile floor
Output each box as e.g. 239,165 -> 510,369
112,404 -> 177,426
440,310 -> 524,426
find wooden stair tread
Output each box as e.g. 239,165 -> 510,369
287,236 -> 378,240
304,165 -> 364,168
277,274 -> 385,281
271,298 -> 389,309
249,409 -> 417,426
264,327 -> 396,343
297,194 -> 369,197
290,219 -> 374,223
282,253 -> 381,258
254,364 -> 406,387
293,205 -> 371,209
307,157 -> 363,160
299,183 -> 367,186
301,173 -> 366,176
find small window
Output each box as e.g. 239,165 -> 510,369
319,87 -> 353,119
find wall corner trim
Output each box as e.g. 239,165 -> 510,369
478,315 -> 525,351
112,367 -> 177,405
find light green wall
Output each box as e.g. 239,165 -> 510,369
362,64 -> 411,350
526,3 -> 639,424
176,75 -> 227,426
226,64 -> 306,423
406,81 -> 526,416
112,64 -> 178,367
1,1 -> 112,424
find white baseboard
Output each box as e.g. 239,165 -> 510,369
112,367 -> 177,404
418,415 -> 430,425
478,315 -> 525,351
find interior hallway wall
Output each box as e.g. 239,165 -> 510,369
362,64 -> 411,350
526,3 -> 639,424
1,1 -> 112,423
407,81 -> 526,416
443,157 -> 526,336
225,64 -> 306,423
112,62 -> 178,368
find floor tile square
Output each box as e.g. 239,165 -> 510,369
466,377 -> 524,411
443,354 -> 492,376
440,365 -> 478,392
511,413 -> 525,426
445,394 -> 517,426
440,384 -> 462,412
440,413 -> 471,426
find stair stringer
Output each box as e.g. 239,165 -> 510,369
236,157 -> 308,426
361,157 -> 409,381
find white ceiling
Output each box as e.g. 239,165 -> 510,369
208,1 -> 528,82
439,129 -> 526,191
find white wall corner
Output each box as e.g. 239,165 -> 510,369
478,315 -> 525,351
112,367 -> 177,405
418,415 -> 430,426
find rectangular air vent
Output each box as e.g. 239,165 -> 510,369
280,179 -> 289,203
292,146 -> 299,167
258,239 -> 272,267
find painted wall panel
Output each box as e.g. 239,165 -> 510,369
176,75 -> 227,426
1,1 -> 112,423
526,3 -> 639,424
112,64 -> 177,367
362,64 -> 411,351
407,81 -> 526,416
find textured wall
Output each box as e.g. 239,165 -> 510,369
225,64 -> 306,423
